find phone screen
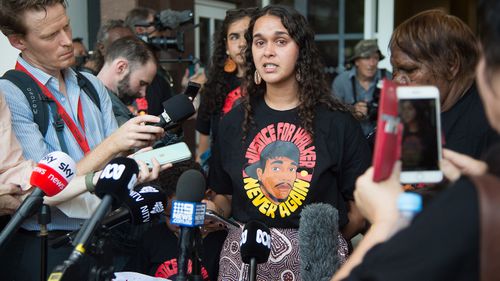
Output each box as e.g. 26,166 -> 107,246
399,98 -> 440,171
184,81 -> 201,100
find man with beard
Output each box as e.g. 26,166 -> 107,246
98,36 -> 157,125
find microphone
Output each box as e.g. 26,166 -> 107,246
299,203 -> 341,281
66,157 -> 138,264
123,184 -> 166,224
0,151 -> 76,250
157,9 -> 193,30
240,220 -> 271,281
50,184 -> 166,249
170,169 -> 206,281
153,94 -> 195,129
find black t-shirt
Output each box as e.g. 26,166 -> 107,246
196,73 -> 242,143
346,177 -> 479,281
441,84 -> 499,158
209,98 -> 371,228
145,70 -> 174,116
124,224 -> 227,280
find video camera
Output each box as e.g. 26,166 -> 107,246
137,9 -> 193,53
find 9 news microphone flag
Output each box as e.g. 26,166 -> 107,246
0,151 -> 76,250
171,169 -> 207,281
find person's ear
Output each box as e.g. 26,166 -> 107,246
256,168 -> 263,180
7,34 -> 27,51
115,59 -> 129,75
447,53 -> 460,80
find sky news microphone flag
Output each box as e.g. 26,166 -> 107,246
0,151 -> 76,250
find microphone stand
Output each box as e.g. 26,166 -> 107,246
38,204 -> 51,281
191,227 -> 203,281
249,257 -> 257,281
177,227 -> 191,281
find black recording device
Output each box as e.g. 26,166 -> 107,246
367,88 -> 381,122
137,9 -> 193,52
149,82 -> 200,129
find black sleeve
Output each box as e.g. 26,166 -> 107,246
338,114 -> 371,201
196,94 -> 211,135
207,116 -> 234,194
346,178 -> 479,281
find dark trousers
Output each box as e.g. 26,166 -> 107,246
0,230 -> 72,281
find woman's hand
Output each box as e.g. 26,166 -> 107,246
441,148 -> 487,182
354,162 -> 403,225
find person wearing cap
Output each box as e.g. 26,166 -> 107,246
332,39 -> 391,137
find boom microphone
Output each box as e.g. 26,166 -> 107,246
299,203 -> 341,281
157,9 -> 193,30
240,220 -> 271,281
171,169 -> 207,281
0,151 -> 76,250
153,94 -> 196,129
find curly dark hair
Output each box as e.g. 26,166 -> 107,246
241,5 -> 349,140
199,7 -> 257,121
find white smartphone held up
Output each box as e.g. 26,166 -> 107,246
133,142 -> 192,168
397,86 -> 443,184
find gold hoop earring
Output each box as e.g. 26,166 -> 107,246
254,70 -> 262,85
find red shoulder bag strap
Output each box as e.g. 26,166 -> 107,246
471,174 -> 500,281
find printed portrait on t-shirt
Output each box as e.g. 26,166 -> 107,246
243,122 -> 316,219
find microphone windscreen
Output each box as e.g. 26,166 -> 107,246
159,9 -> 193,29
240,220 -> 271,264
30,151 -> 76,196
94,157 -> 139,205
299,203 -> 340,281
123,184 -> 166,224
175,169 -> 205,202
162,94 -> 195,124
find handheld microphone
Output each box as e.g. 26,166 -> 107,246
66,157 -> 138,264
0,151 -> 76,250
240,220 -> 272,281
152,91 -> 196,129
123,184 -> 166,224
171,169 -> 206,281
299,203 -> 341,281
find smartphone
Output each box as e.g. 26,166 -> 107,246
133,142 -> 192,168
184,81 -> 201,100
397,86 -> 443,183
205,209 -> 240,230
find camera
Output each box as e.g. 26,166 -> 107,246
138,9 -> 193,52
138,32 -> 185,52
367,90 -> 380,122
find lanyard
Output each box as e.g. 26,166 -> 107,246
15,62 -> 91,154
